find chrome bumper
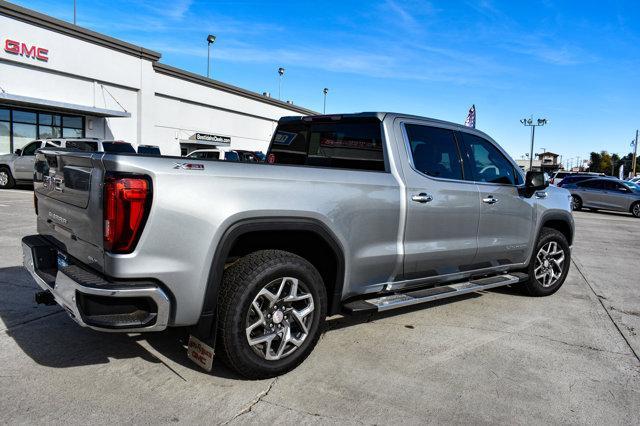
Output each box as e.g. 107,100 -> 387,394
22,236 -> 170,332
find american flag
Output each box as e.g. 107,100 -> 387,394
464,104 -> 476,128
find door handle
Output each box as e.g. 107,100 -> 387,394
482,196 -> 499,204
411,193 -> 433,203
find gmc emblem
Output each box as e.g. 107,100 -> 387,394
4,39 -> 49,62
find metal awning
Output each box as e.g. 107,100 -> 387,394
0,92 -> 131,118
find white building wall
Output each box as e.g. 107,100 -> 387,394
0,9 -> 312,156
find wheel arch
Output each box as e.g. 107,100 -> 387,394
539,211 -> 574,246
195,217 -> 346,341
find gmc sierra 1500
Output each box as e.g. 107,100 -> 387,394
22,112 -> 574,379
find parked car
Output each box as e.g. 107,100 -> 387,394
550,171 -> 603,186
23,112 -> 574,378
627,176 -> 640,184
137,144 -> 161,155
0,138 -> 134,189
564,178 -> 640,217
557,174 -> 617,188
187,148 -> 238,161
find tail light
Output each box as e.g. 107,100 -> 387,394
103,176 -> 151,253
267,153 -> 276,164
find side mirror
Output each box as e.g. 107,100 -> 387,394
14,149 -> 22,156
521,171 -> 549,197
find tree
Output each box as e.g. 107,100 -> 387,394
589,152 -> 602,173
611,153 -> 621,176
599,151 -> 612,175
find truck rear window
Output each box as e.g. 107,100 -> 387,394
268,119 -> 385,171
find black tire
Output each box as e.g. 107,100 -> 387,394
522,228 -> 571,296
631,202 -> 640,218
0,166 -> 15,189
570,195 -> 582,211
216,249 -> 327,379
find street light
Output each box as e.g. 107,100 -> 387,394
323,88 -> 329,114
520,117 -> 547,171
206,34 -> 216,78
278,67 -> 285,100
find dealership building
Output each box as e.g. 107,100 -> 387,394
0,1 -> 315,157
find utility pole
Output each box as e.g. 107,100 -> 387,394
323,88 -> 329,114
278,67 -> 285,100
633,130 -> 639,177
520,117 -> 547,171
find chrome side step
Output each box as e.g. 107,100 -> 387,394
343,273 -> 527,314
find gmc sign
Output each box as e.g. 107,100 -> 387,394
4,39 -> 49,62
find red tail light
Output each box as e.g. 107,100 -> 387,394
267,153 -> 276,164
104,176 -> 150,253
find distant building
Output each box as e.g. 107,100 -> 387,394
515,151 -> 561,172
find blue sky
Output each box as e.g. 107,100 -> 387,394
15,0 -> 640,166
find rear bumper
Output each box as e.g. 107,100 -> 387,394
22,235 -> 170,332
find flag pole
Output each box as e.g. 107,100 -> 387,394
633,129 -> 638,177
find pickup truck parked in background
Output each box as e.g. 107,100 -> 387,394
0,138 -> 135,189
22,112 -> 574,378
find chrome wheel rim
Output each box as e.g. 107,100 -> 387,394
534,241 -> 565,287
245,277 -> 315,361
0,171 -> 8,187
633,204 -> 640,217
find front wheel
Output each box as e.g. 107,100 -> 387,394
523,228 -> 571,296
631,202 -> 640,218
216,250 -> 326,379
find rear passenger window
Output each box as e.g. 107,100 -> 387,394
461,133 -> 519,185
268,119 -> 385,171
577,180 -> 603,189
404,124 -> 463,180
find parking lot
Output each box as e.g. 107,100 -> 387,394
0,188 -> 638,425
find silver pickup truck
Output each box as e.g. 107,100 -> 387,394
22,112 -> 574,378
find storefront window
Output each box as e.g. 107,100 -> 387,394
13,110 -> 36,124
0,108 -> 85,153
0,121 -> 9,155
13,123 -> 37,149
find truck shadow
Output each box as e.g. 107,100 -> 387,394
0,265 -> 242,379
1,265 -> 523,380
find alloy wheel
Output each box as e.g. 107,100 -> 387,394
534,241 -> 566,287
570,195 -> 581,211
245,277 -> 315,361
633,203 -> 640,218
0,171 -> 8,187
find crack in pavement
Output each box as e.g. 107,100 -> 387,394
260,399 -> 370,424
220,377 -> 278,425
572,258 -> 640,363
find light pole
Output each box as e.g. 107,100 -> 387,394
520,117 -> 547,171
73,0 -> 77,24
206,34 -> 216,78
633,130 -> 639,177
277,67 -> 285,100
323,88 -> 329,114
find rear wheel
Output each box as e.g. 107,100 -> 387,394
631,202 -> 640,218
523,228 -> 571,296
570,195 -> 582,211
0,167 -> 15,189
216,250 -> 326,379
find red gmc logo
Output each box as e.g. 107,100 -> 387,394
4,39 -> 48,62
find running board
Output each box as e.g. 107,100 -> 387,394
343,273 -> 528,314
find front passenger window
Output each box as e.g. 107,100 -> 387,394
461,133 -> 518,185
20,141 -> 41,156
405,124 -> 463,180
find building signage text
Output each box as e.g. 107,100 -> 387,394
3,38 -> 49,62
193,133 -> 231,144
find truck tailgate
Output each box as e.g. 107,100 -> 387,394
34,149 -> 107,271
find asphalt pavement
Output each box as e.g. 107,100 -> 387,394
0,188 -> 638,425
